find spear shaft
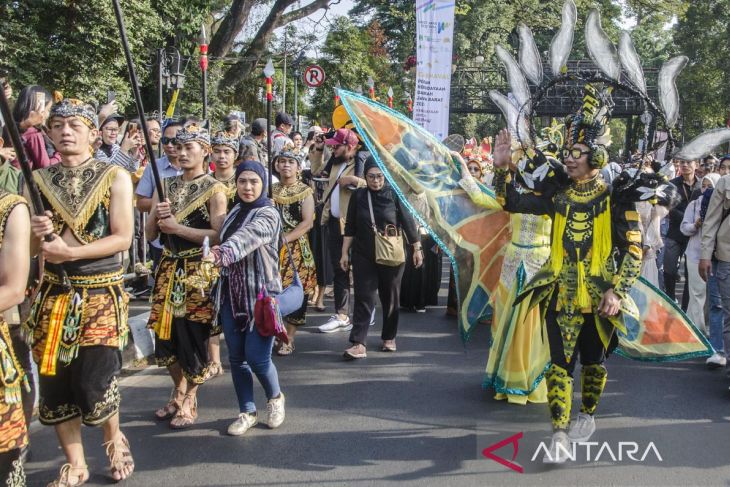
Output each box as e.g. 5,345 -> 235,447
0,77 -> 70,289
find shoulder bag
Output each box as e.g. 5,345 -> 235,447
368,191 -> 405,266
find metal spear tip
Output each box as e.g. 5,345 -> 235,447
387,87 -> 394,97
367,76 -> 374,88
264,58 -> 275,77
199,24 -> 207,45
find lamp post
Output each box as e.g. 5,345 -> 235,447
264,58 -> 275,196
292,51 -> 305,132
199,24 -> 209,122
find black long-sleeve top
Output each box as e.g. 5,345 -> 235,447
344,186 -> 419,261
666,175 -> 701,244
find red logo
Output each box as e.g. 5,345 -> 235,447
482,432 -> 524,473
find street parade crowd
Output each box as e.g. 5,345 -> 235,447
2,2 -> 730,484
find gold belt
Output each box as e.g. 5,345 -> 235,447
45,270 -> 124,288
162,247 -> 203,259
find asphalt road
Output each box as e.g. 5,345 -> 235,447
23,279 -> 730,486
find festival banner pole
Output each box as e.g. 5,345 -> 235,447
264,59 -> 275,197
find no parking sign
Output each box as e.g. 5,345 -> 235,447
303,65 -> 326,87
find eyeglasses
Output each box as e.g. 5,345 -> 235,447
562,147 -> 591,160
366,173 -> 384,181
103,127 -> 119,133
161,136 -> 177,145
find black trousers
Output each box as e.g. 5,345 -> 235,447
663,238 -> 687,305
545,308 -> 606,376
349,252 -> 405,345
327,217 -> 350,315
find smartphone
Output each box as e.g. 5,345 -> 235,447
35,91 -> 46,112
107,90 -> 116,104
124,122 -> 138,139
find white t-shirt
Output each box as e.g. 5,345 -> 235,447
330,163 -> 348,218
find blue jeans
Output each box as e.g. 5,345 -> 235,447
714,261 -> 730,360
221,297 -> 281,413
708,261 -> 724,354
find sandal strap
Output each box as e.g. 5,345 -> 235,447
103,435 -> 134,474
48,463 -> 89,487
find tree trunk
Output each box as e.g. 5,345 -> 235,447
218,0 -> 334,90
209,0 -> 255,58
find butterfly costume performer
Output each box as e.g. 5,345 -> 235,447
332,0 -> 729,464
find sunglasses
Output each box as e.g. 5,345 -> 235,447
562,147 -> 591,160
161,136 -> 178,145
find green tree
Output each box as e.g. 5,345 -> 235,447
306,17 -> 405,125
673,0 -> 730,139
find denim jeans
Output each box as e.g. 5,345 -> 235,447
707,261 -> 724,354
221,297 -> 281,413
713,261 -> 730,361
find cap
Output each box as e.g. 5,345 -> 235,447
251,118 -> 267,136
100,113 -> 125,129
275,112 -> 294,126
324,128 -> 359,148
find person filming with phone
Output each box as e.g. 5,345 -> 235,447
94,114 -> 144,173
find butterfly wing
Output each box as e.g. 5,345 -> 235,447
339,90 -> 510,340
617,276 -> 713,361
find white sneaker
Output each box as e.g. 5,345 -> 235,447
266,393 -> 285,429
568,413 -> 596,443
706,353 -> 727,368
318,315 -> 350,333
227,412 -> 257,436
543,431 -> 572,464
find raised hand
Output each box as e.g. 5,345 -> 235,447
492,128 -> 512,169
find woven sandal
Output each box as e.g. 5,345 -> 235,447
154,388 -> 183,420
46,463 -> 89,487
170,394 -> 198,429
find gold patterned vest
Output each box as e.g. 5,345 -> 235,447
33,158 -> 121,274
164,174 -> 227,252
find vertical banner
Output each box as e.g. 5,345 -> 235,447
414,0 -> 456,140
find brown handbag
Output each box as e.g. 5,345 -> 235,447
367,192 -> 405,266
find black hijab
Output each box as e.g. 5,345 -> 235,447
222,160 -> 273,241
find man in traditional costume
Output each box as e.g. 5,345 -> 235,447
146,124 -> 227,429
25,98 -> 135,484
492,85 -> 644,461
0,189 -> 31,487
202,130 -> 240,382
211,131 -> 239,207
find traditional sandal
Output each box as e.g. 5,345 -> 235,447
203,362 -> 224,381
154,388 -> 183,420
170,394 -> 198,429
103,434 -> 134,482
276,342 -> 294,356
47,463 -> 89,487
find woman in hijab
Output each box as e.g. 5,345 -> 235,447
208,161 -> 286,436
340,157 -> 422,359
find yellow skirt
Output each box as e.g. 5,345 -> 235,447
484,265 -> 549,404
